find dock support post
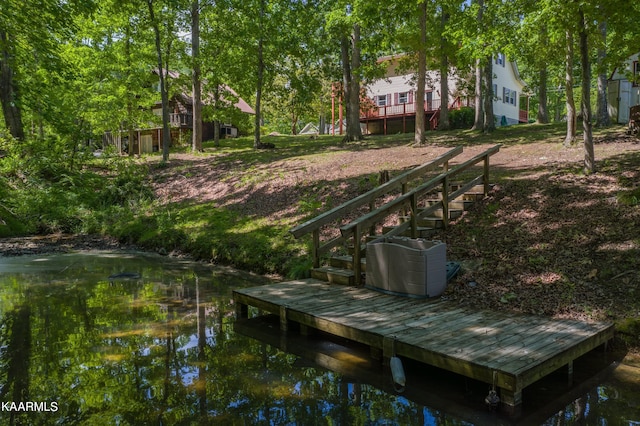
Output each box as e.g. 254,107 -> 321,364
382,335 -> 396,365
235,302 -> 248,319
500,388 -> 522,416
567,360 -> 574,385
280,305 -> 289,331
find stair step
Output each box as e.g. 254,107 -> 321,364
461,192 -> 486,201
382,226 -> 436,237
417,217 -> 445,229
311,266 -> 355,285
425,199 -> 475,211
451,183 -> 490,193
419,208 -> 463,219
329,255 -> 366,270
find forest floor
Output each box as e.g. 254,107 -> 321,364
1,123 -> 639,356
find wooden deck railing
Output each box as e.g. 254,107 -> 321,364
340,144 -> 501,285
518,110 -> 528,123
361,96 -> 473,120
289,146 -> 464,268
361,99 -> 442,119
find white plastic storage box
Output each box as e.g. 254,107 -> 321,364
365,237 -> 447,298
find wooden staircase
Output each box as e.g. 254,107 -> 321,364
311,184 -> 489,285
310,255 -> 364,285
289,145 -> 501,286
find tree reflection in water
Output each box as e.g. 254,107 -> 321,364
0,252 -> 637,425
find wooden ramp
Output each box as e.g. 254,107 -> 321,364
233,279 -> 614,412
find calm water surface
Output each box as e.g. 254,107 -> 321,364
0,252 -> 637,425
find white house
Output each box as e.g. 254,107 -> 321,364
361,54 -> 528,135
608,53 -> 640,124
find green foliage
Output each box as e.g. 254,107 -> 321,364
617,188 -> 640,206
448,107 -> 475,129
0,137 -> 153,236
616,318 -> 640,348
286,257 -> 313,279
297,196 -> 323,217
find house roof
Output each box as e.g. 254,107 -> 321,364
374,53 -> 528,89
153,69 -> 255,114
508,61 -> 527,90
609,52 -> 639,81
175,85 -> 255,115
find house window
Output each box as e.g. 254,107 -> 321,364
376,95 -> 387,107
398,92 -> 409,104
495,53 -> 505,67
503,88 -> 517,106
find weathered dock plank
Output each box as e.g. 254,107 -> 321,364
233,278 -> 615,412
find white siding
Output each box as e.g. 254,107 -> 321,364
365,55 -> 527,126
492,61 -> 526,125
610,53 -> 639,80
365,72 -> 459,105
608,53 -> 640,123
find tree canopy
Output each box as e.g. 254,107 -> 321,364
1,0 -> 637,168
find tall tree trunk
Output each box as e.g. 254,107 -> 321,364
147,0 -> 171,162
253,0 -> 265,149
0,31 -> 25,140
483,57 -> 495,133
595,20 -> 610,127
340,35 -> 350,137
343,24 -> 363,142
472,0 -> 484,131
537,66 -> 549,123
213,120 -> 220,146
579,8 -> 594,173
537,24 -> 549,124
564,30 -> 577,146
213,85 -> 220,147
472,59 -> 483,130
191,0 -> 203,151
415,1 -> 427,144
438,12 -> 450,131
125,25 -> 136,156
291,109 -> 298,135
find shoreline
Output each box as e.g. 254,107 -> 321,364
0,233 -> 146,257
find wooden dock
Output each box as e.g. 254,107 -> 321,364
233,279 -> 615,412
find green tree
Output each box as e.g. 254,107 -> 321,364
191,0 -> 203,151
452,0 -> 519,133
0,0 -> 95,141
326,2 -> 365,142
146,0 -> 183,161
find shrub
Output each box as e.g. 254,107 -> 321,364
449,107 -> 475,129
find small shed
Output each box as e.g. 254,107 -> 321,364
608,53 -> 640,124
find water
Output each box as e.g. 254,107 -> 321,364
0,252 -> 637,425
